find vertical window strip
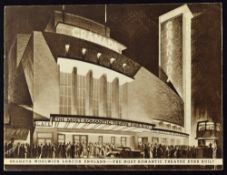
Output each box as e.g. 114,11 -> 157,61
93,79 -> 99,116
77,75 -> 86,115
107,82 -> 112,117
60,72 -> 72,115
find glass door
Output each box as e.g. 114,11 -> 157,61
142,137 -> 148,144
73,135 -> 88,145
80,135 -> 88,145
37,133 -> 53,145
73,135 -> 80,144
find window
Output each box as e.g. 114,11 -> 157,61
80,135 -> 88,145
167,124 -> 171,129
216,124 -> 221,131
159,122 -> 164,127
37,133 -> 52,138
198,123 -> 206,131
111,137 -> 115,145
172,125 -> 177,130
58,134 -> 65,144
152,137 -> 159,144
119,86 -> 123,119
170,138 -> 175,145
206,124 -> 215,130
119,84 -> 128,119
78,75 -> 86,115
93,79 -> 99,116
73,135 -> 80,144
37,132 -> 53,145
73,135 -> 88,145
176,139 -> 181,145
107,82 -> 112,117
98,136 -> 103,144
60,72 -> 72,114
161,138 -> 167,145
138,137 -> 142,143
121,137 -> 127,146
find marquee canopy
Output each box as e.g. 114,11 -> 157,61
34,114 -> 155,133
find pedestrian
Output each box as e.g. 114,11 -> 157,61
157,144 -> 163,158
212,142 -> 217,158
19,144 -> 25,158
144,144 -> 150,158
152,144 -> 158,158
7,138 -> 15,158
71,142 -> 75,158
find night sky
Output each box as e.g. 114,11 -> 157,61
4,4 -> 222,123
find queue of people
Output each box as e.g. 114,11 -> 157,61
139,142 -> 220,158
5,141 -> 115,159
140,143 -> 197,158
5,139 -> 221,159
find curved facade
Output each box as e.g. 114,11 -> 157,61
6,10 -> 188,148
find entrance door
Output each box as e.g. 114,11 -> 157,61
138,137 -> 148,150
37,133 -> 53,145
141,137 -> 148,144
73,135 -> 80,144
73,135 -> 88,145
80,135 -> 88,146
38,138 -> 52,145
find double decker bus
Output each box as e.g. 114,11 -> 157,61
195,120 -> 221,158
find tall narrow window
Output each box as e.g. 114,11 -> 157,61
111,136 -> 115,145
60,72 -> 72,114
93,78 -> 99,116
121,137 -> 127,147
78,75 -> 86,115
107,82 -> 112,117
119,86 -> 124,119
57,134 -> 65,144
98,136 -> 103,144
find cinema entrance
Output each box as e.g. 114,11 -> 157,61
33,114 -> 155,148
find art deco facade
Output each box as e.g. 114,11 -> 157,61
5,8 -> 190,149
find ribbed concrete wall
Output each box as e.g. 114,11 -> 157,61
127,67 -> 184,126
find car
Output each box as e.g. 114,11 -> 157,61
106,147 -> 141,158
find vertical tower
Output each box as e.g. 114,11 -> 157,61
159,5 -> 193,144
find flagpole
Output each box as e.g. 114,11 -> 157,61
105,4 -> 107,36
62,5 -> 65,23
105,4 -> 107,24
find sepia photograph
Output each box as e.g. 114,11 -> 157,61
3,3 -> 223,171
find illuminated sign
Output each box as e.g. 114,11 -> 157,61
51,116 -> 153,130
34,121 -> 52,127
159,5 -> 193,143
166,21 -> 173,82
160,15 -> 183,98
56,23 -> 126,54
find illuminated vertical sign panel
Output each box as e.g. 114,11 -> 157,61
160,15 -> 183,98
159,5 -> 193,144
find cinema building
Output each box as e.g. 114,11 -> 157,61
5,5 -> 193,149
